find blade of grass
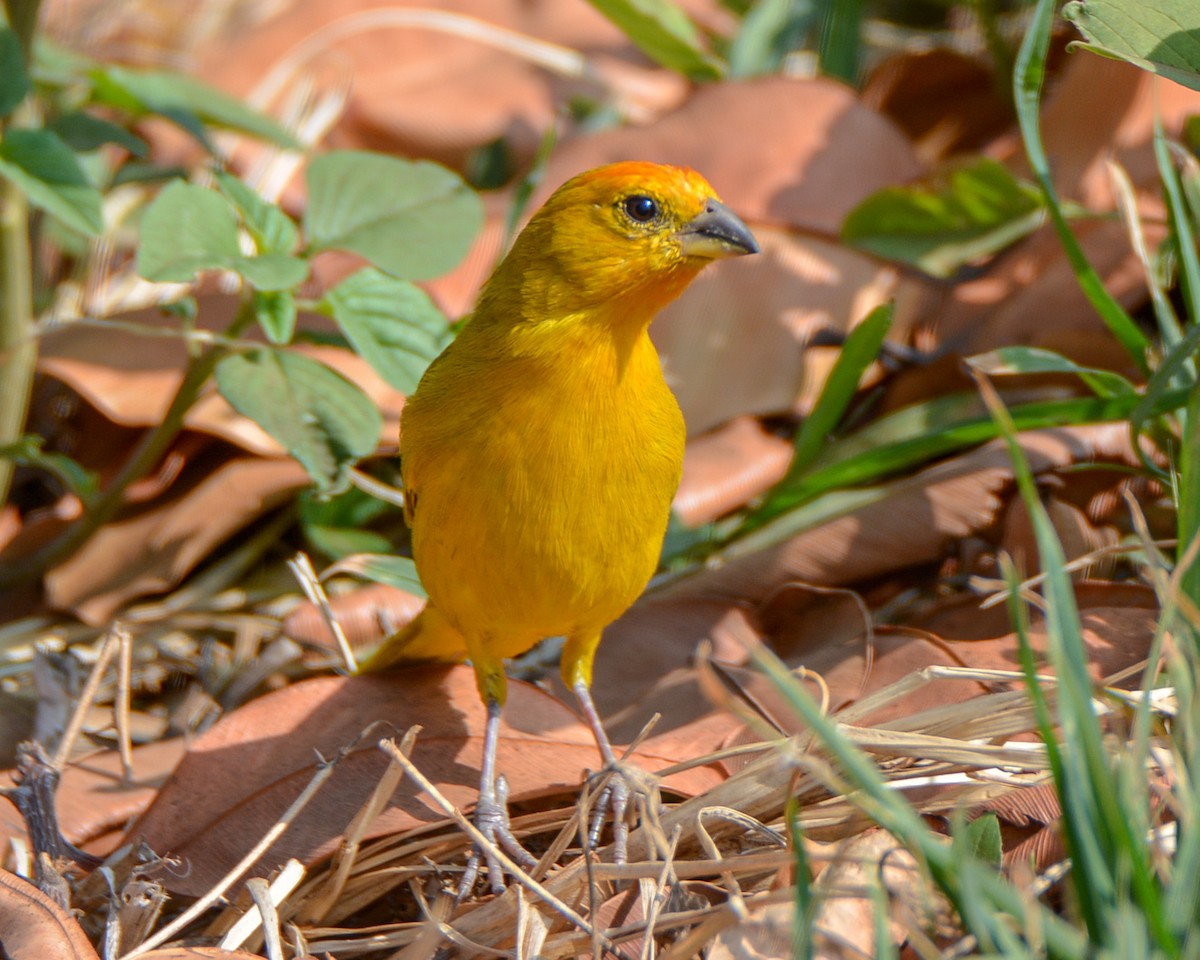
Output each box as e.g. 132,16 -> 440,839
1014,0 -> 1150,372
785,301 -> 892,483
740,388 -> 1177,537
978,371 -> 1173,953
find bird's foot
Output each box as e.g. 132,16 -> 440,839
458,773 -> 538,898
585,759 -> 657,864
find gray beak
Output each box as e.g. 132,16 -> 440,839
678,198 -> 760,259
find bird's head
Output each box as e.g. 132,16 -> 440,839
485,161 -> 759,321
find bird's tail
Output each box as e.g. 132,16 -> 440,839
357,603 -> 469,673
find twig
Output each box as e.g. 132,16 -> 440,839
53,622 -> 124,769
220,862 -> 305,959
114,625 -> 134,781
288,551 -> 357,673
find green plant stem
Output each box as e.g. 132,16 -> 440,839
0,173 -> 34,510
0,300 -> 257,589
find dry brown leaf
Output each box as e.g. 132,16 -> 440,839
194,0 -> 700,172
804,829 -> 950,959
660,424 -> 1139,607
862,48 -> 1015,162
0,869 -> 100,960
708,897 -> 795,960
43,456 -> 309,623
140,949 -> 266,959
38,301 -> 406,455
928,54 -> 1200,366
282,583 -> 426,652
129,666 -> 721,895
0,739 -> 187,862
676,417 -> 793,526
972,782 -> 1065,873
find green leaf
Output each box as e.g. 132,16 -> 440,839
0,27 -> 31,117
728,0 -> 814,78
968,346 -> 1137,398
255,289 -> 297,344
842,157 -> 1045,278
137,180 -> 307,289
0,435 -> 98,502
137,180 -> 240,280
324,268 -> 451,393
48,111 -> 147,156
1064,0 -> 1200,92
90,65 -> 300,149
215,348 -> 381,492
0,129 -> 103,235
1015,0 -> 1150,371
960,814 -> 1003,868
235,252 -> 308,291
787,301 -> 892,481
740,387 -> 1177,536
305,152 -> 482,280
214,170 -> 299,254
585,0 -> 724,79
321,553 -> 426,597
300,486 -> 394,558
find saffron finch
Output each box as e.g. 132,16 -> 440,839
365,161 -> 758,890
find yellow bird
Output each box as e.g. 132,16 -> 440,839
365,161 -> 758,890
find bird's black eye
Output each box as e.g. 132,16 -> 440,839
622,194 -> 659,223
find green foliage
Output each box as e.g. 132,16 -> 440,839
786,300 -> 892,480
0,435 -> 97,501
842,157 -> 1046,278
0,26 -> 30,116
215,349 -> 382,494
0,128 -> 102,234
136,180 -> 308,290
323,268 -> 452,395
322,553 -> 427,596
47,111 -> 148,156
1064,0 -> 1200,92
727,0 -> 815,77
584,0 -> 725,80
958,813 -> 1002,868
969,346 -> 1138,398
1015,0 -> 1151,372
304,152 -> 483,281
89,64 -> 300,151
129,151 -> 478,494
299,487 -> 394,559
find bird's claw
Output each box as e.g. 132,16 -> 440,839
458,774 -> 538,898
586,761 -> 649,864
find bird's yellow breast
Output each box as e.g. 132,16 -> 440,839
400,313 -> 684,660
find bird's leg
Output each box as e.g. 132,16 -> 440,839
572,680 -> 632,862
459,696 -> 538,898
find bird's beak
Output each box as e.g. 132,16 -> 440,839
678,198 -> 760,259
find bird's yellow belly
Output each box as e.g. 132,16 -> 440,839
404,338 -> 684,657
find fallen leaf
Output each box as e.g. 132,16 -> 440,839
804,829 -> 950,959
282,583 -> 426,653
660,423 -> 1139,606
0,739 -> 187,861
0,868 -> 100,960
862,48 -> 1015,161
37,300 -> 406,455
675,417 -> 794,526
140,949 -> 267,959
44,456 -> 309,623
